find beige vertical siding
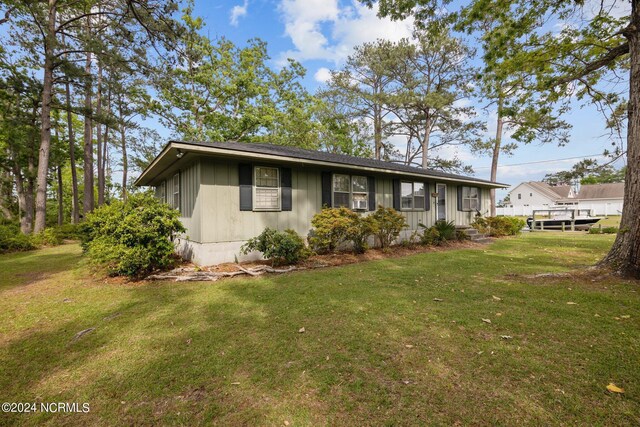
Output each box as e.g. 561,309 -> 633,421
199,159 -> 323,243
156,157 -> 495,244
153,160 -> 202,242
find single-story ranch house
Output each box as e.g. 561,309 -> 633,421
135,141 -> 507,265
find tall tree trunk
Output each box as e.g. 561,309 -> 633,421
421,115 -> 431,169
601,0 -> 640,278
374,106 -> 382,160
13,164 -> 31,234
490,94 -> 504,217
119,95 -> 128,201
64,78 -> 80,224
57,165 -> 63,226
83,44 -> 94,216
96,60 -> 105,205
34,0 -> 57,233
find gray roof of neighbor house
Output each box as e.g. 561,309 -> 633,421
576,183 -> 625,200
135,140 -> 509,188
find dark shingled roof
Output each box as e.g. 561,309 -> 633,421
167,140 -> 507,187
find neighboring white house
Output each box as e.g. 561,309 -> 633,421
507,181 -> 575,207
500,181 -> 624,216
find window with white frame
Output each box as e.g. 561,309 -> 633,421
462,186 -> 479,211
333,174 -> 368,210
401,181 -> 425,210
351,176 -> 368,210
172,173 -> 180,210
333,174 -> 350,208
254,166 -> 280,210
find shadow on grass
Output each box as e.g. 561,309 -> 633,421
0,245 -> 83,291
2,235 -> 637,425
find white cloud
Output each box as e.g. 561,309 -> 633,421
278,0 -> 414,64
314,67 -> 332,83
230,0 -> 249,27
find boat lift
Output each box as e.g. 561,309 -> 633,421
528,208 -> 601,232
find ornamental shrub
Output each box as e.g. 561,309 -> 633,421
589,226 -> 619,234
370,206 -> 407,249
0,223 -> 36,253
419,220 -> 458,246
472,216 -> 525,237
80,193 -> 185,277
309,207 -> 356,253
347,214 -> 376,254
241,228 -> 310,266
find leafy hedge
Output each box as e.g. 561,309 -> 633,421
588,226 -> 619,234
308,206 -> 407,253
241,228 -> 310,265
0,222 -> 74,254
419,220 -> 464,246
472,216 -> 525,237
80,194 -> 185,277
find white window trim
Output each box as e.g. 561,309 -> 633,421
462,186 -> 480,212
400,181 -> 426,211
253,166 -> 281,212
332,174 -> 369,210
172,173 -> 180,210
351,175 -> 368,211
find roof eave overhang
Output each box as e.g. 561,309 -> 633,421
135,141 -> 509,189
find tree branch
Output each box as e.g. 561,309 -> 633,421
553,42 -> 629,86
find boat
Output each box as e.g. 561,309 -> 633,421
526,208 -> 601,231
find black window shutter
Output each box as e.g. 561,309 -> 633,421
281,167 -> 292,211
367,176 -> 376,211
457,186 -> 463,211
239,163 -> 253,211
321,172 -> 332,207
425,182 -> 431,211
392,179 -> 401,210
476,187 -> 482,212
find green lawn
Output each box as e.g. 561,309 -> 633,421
1,234 -> 639,426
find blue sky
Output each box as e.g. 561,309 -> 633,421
0,1 -> 626,199
155,1 -> 629,200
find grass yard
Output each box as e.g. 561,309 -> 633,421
1,234 -> 639,426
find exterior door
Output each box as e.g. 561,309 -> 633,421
436,183 -> 447,221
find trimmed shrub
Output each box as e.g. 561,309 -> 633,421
241,228 -> 310,265
0,224 -> 36,253
52,223 -> 82,240
370,206 -> 408,249
473,216 -> 525,237
32,228 -> 62,247
589,226 -> 619,234
419,220 -> 458,246
347,215 -> 376,254
80,193 -> 185,277
420,226 -> 441,246
309,207 -> 356,253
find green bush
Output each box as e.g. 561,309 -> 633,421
241,228 -> 310,266
369,206 -> 408,249
0,224 -> 36,253
52,223 -> 82,240
473,216 -> 525,237
589,226 -> 619,234
419,220 -> 458,246
420,226 -> 441,246
309,207 -> 356,253
80,193 -> 185,277
32,228 -> 62,247
347,215 -> 376,254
